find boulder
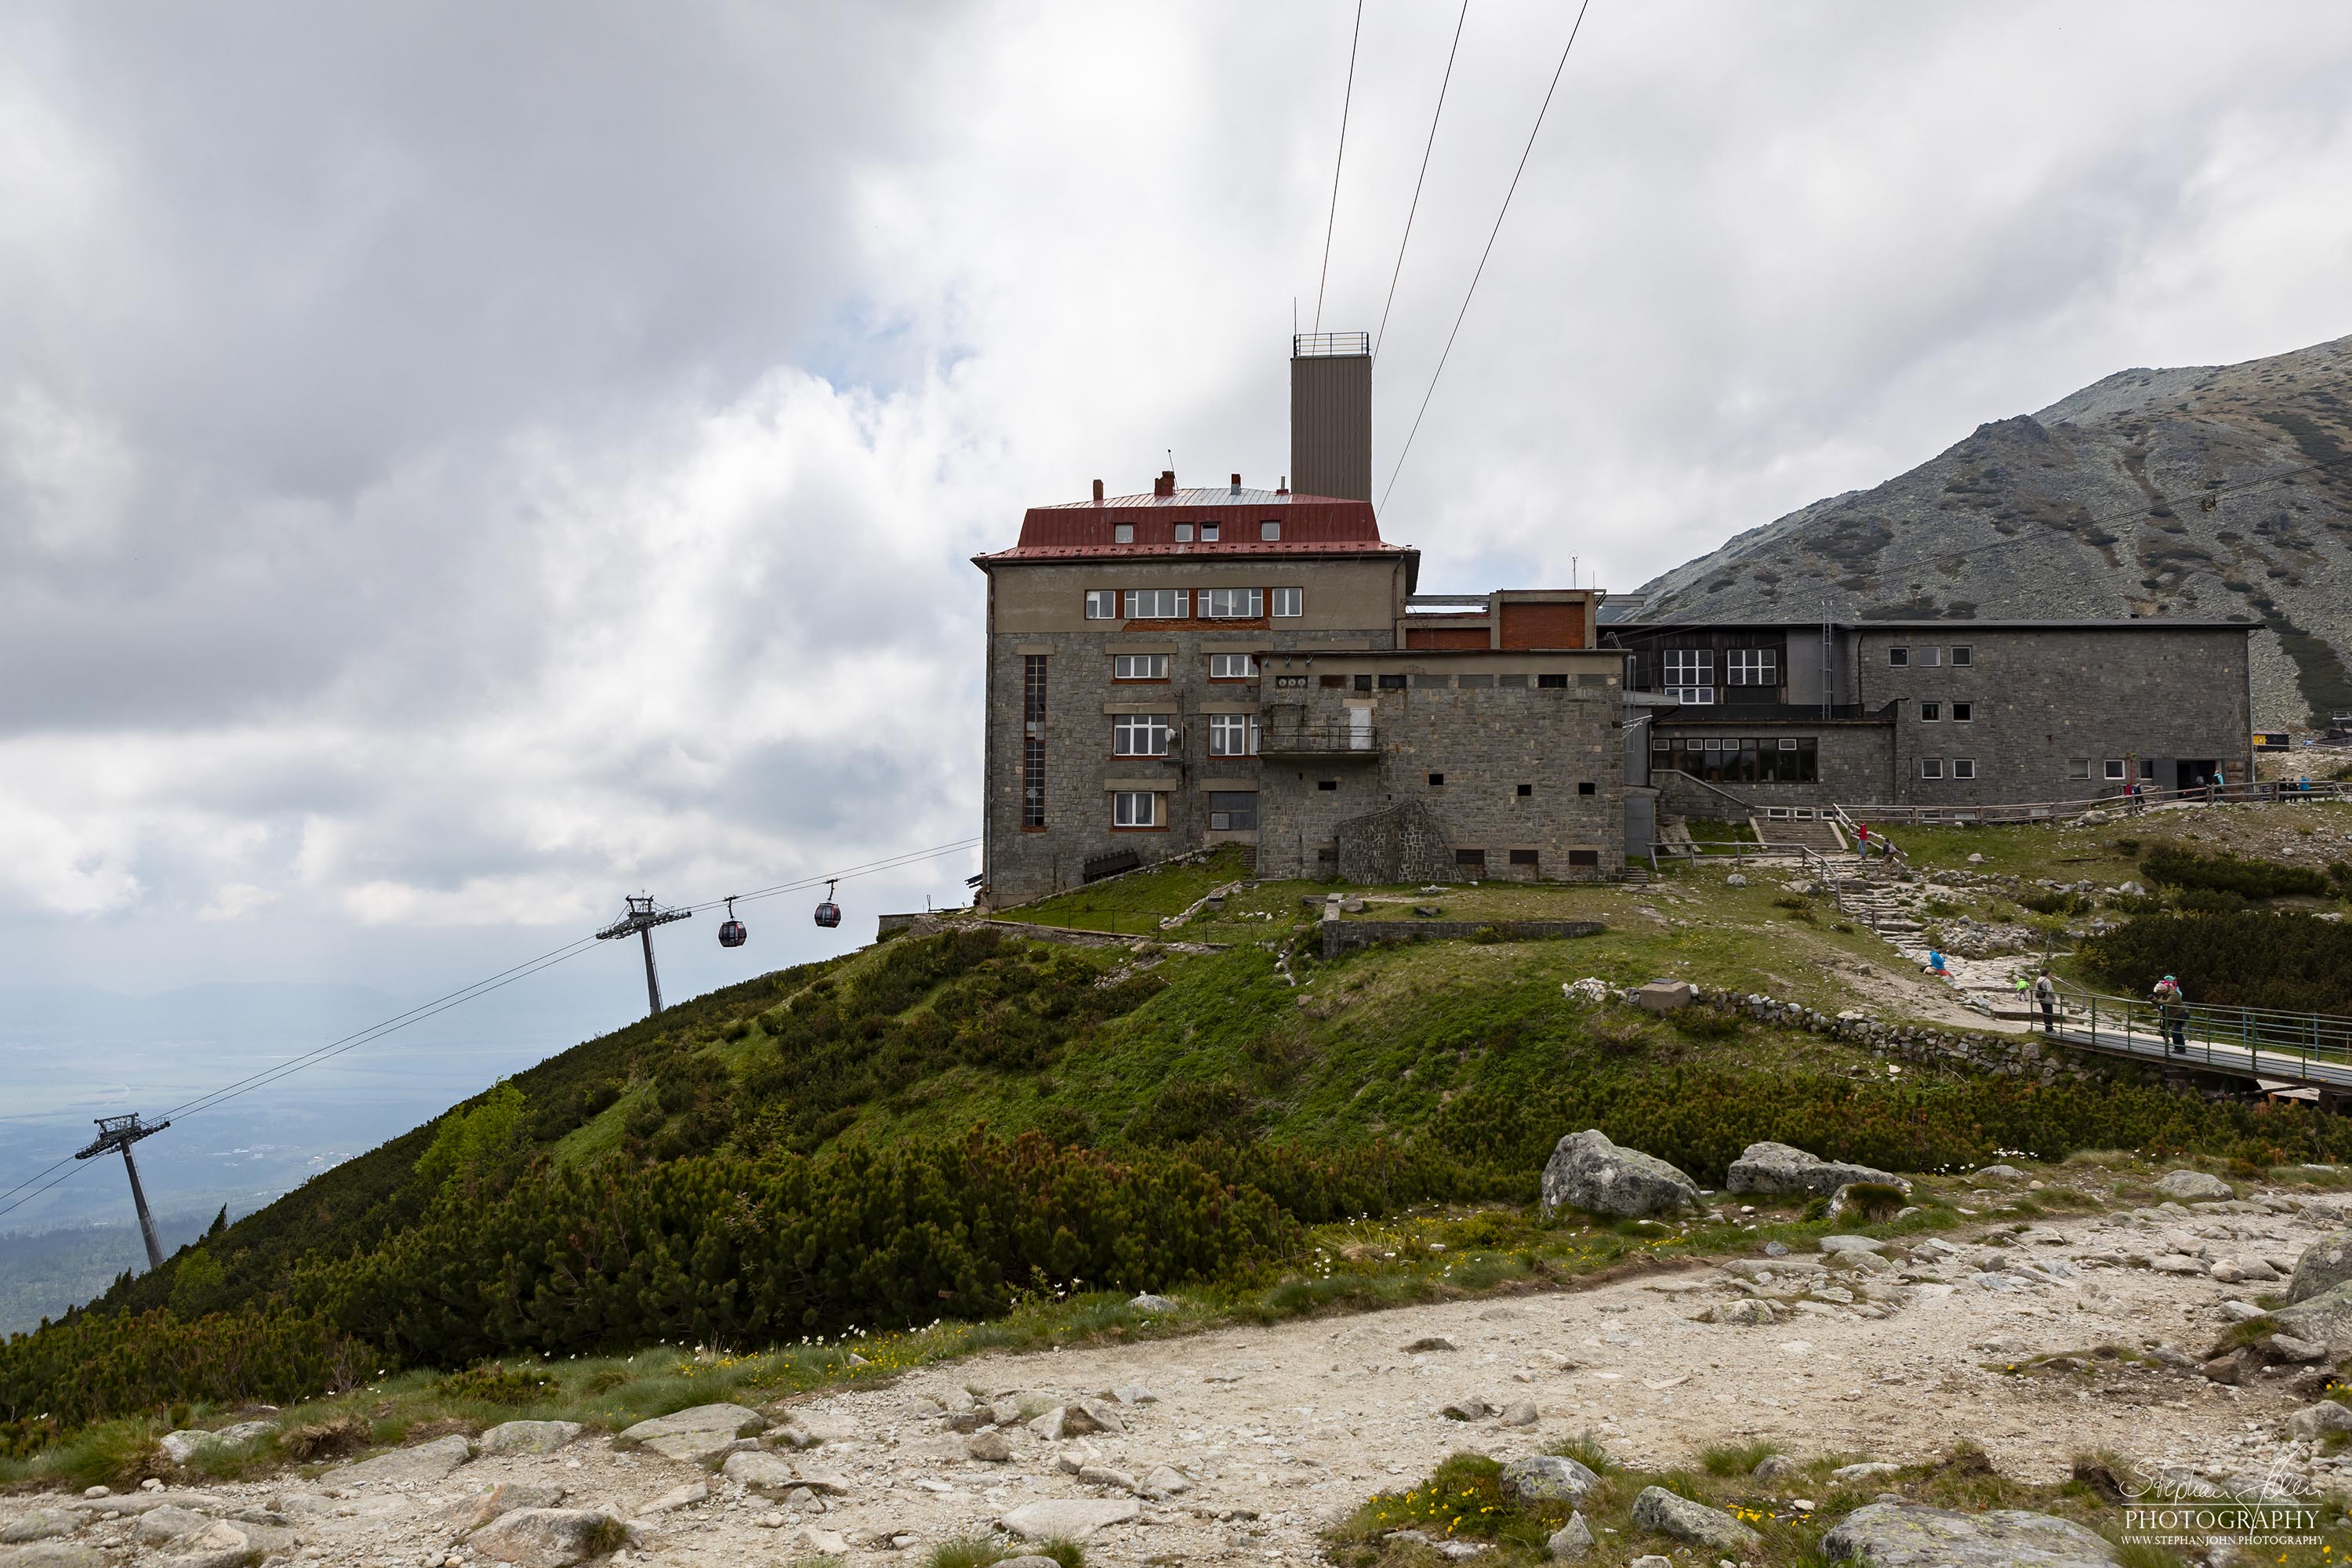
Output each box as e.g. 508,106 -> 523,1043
1128,1294 -> 1178,1312
1063,1399 -> 1125,1436
1821,1501 -> 2117,1566
1136,1464 -> 1190,1499
616,1403 -> 763,1462
2285,1402 -> 2352,1441
2288,1232 -> 2352,1303
1630,1486 -> 1761,1552
1632,981 -> 1694,1014
1000,1498 -> 1140,1540
1438,1394 -> 1493,1421
1541,1130 -> 1700,1218
132,1505 -> 212,1545
333,1432 -> 474,1486
1499,1400 -> 1540,1426
1548,1512 -> 1595,1561
0,1513 -> 78,1545
1726,1142 -> 1912,1198
2153,1170 -> 2231,1202
1818,1235 -> 1889,1254
154,1519 -> 262,1568
451,1483 -> 568,1534
1973,1165 -> 2024,1181
470,1508 -> 626,1568
477,1420 -> 583,1457
1751,1454 -> 1796,1482
2274,1280 -> 2352,1352
158,1420 -> 278,1465
1498,1454 -> 1599,1506
965,1430 -> 1014,1463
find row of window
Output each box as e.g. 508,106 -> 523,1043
1653,736 -> 1821,785
1920,702 -> 1972,721
1888,644 -> 1973,667
1085,587 -> 1305,621
1110,789 -> 1261,829
1109,653 -> 1260,681
2074,758 -> 2157,782
1919,758 -> 1977,779
1109,520 -> 1283,544
1112,713 -> 1261,757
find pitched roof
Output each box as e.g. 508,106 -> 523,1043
975,486 -> 1407,567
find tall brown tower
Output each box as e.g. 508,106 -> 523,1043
1290,332 -> 1371,501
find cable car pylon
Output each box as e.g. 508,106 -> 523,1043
595,893 -> 692,1016
74,1113 -> 170,1272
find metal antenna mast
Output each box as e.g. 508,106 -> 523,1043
595,893 -> 692,1017
75,1113 -> 171,1272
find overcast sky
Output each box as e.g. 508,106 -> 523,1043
5,3 -> 2352,1074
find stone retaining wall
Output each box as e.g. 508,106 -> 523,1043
1675,982 -> 2107,1085
1323,919 -> 1604,960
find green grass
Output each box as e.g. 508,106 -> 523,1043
1002,845 -> 1256,933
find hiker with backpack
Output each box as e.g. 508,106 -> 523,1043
2152,974 -> 2187,1054
2033,969 -> 2059,1035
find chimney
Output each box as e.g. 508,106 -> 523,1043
1290,331 -> 1372,502
1154,470 -> 1176,499
1229,473 -> 1241,494
1091,478 -> 1104,504
1277,474 -> 1289,495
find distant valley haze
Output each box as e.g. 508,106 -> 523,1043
5,0 -> 2352,1301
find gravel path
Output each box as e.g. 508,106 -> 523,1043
5,1191 -> 2340,1567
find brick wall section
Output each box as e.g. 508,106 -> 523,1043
1499,601 -> 1589,649
1403,627 -> 1490,650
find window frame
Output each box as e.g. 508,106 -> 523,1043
1112,523 -> 1134,543
1200,521 -> 1220,542
1950,644 -> 1973,667
1259,520 -> 1281,541
1112,713 -> 1173,757
1111,790 -> 1159,829
1206,791 -> 1258,832
2068,758 -> 2091,781
1919,702 -> 1941,722
1174,523 -> 1193,543
1206,713 -> 1259,757
1200,586 -> 1265,620
1207,653 -> 1258,680
2103,758 -> 2127,781
1123,588 -> 1188,619
1920,757 -> 1945,779
1663,648 -> 1715,705
1083,590 -> 1117,620
1951,701 -> 1973,722
1888,646 -> 1910,666
1951,758 -> 1976,780
1726,648 -> 1777,687
1112,653 -> 1168,682
1270,586 -> 1302,618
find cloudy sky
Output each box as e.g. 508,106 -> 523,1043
5,2 -> 2352,1209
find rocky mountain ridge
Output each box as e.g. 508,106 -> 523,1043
1633,333 -> 2352,729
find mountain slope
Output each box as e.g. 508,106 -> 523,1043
1632,333 -> 2352,728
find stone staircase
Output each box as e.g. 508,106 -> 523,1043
1754,815 -> 1846,853
1828,871 -> 1922,942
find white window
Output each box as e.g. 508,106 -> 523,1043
1918,646 -> 1944,667
1920,702 -> 1941,721
1271,586 -> 1302,617
2069,758 -> 2090,780
1084,590 -> 1117,619
2103,758 -> 2127,781
1663,649 -> 1714,704
1112,524 -> 1134,543
1124,589 -> 1187,619
1726,649 -> 1777,686
1888,647 -> 1910,666
1920,757 -> 1944,779
1112,714 -> 1172,756
1208,713 -> 1259,756
1260,521 -> 1281,541
1112,791 -> 1157,827
1200,521 -> 1221,542
1174,524 -> 1193,543
1209,653 -> 1258,679
1951,645 -> 1973,667
1112,654 -> 1167,681
1200,587 -> 1264,619
1951,702 -> 1973,722
1952,758 -> 1976,779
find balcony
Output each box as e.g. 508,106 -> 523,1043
1258,723 -> 1381,759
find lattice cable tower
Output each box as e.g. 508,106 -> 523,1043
74,1113 -> 171,1272
596,893 -> 692,1016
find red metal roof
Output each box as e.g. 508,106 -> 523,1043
977,486 -> 1403,566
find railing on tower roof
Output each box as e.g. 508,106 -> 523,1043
1292,331 -> 1370,358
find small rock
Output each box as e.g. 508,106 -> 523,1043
1064,1399 -> 1126,1435
0,1544 -> 108,1568
1076,1464 -> 1137,1492
1136,1464 -> 1191,1499
1973,1164 -> 2024,1181
1631,1486 -> 1761,1551
2267,1334 -> 2328,1363
637,1481 -> 708,1515
2286,1402 -> 2352,1441
0,1512 -> 81,1544
1548,1512 -> 1595,1562
1110,1384 -> 1159,1405
1028,1406 -> 1069,1441
1403,1336 -> 1459,1353
1751,1454 -> 1796,1481
333,1432 -> 475,1486
615,1403 -> 763,1463
964,1430 -> 1014,1463
157,1519 -> 259,1568
1831,1461 -> 1903,1483
1439,1394 -> 1494,1421
1725,873 -> 1748,887
1822,1500 -> 2118,1567
450,1483 -> 569,1534
721,1451 -> 799,1493
1128,1294 -> 1178,1313
1819,1235 -> 1889,1254
133,1505 -> 212,1545
1498,1399 -> 1540,1426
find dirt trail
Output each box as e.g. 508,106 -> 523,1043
6,1192 -> 2341,1567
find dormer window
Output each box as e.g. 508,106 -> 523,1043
1112,524 -> 1134,543
1261,521 -> 1281,541
1201,521 -> 1221,542
1174,524 -> 1194,542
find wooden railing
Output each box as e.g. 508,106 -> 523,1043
1837,778 -> 2349,826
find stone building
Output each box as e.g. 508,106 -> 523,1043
1606,618 -> 2257,822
